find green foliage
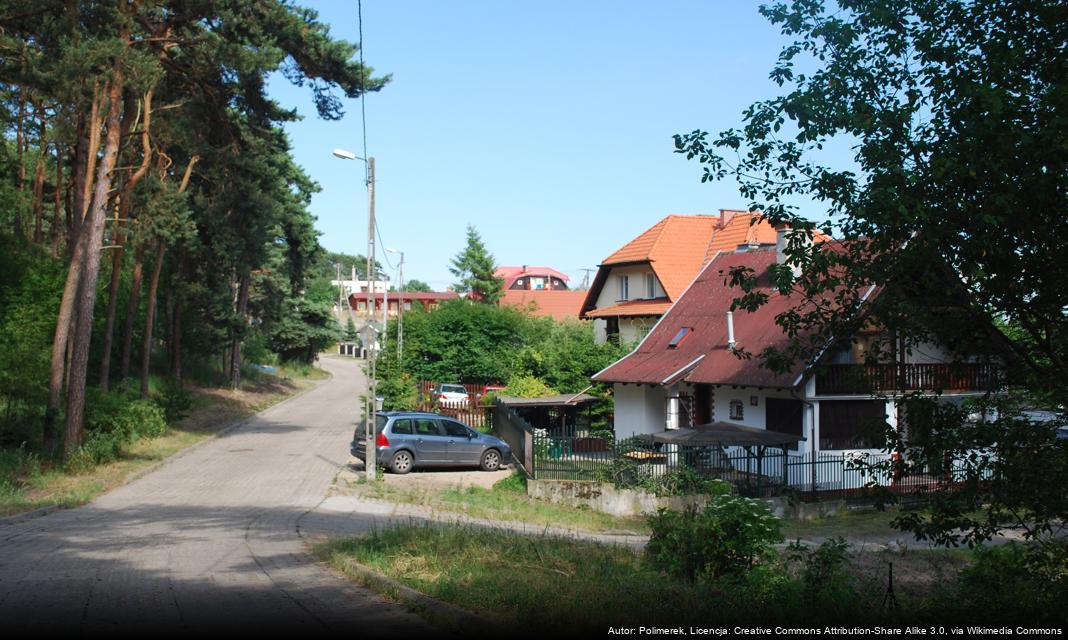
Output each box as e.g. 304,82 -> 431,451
403,279 -> 433,293
344,317 -> 357,342
785,537 -> 852,598
956,543 -> 1068,621
492,468 -> 528,494
0,241 -> 65,446
646,496 -> 783,581
449,225 -> 504,303
503,374 -> 555,398
675,0 -> 1068,555
69,391 -> 169,469
375,299 -> 623,412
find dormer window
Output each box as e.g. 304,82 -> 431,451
668,327 -> 692,348
618,275 -> 630,300
646,273 -> 657,298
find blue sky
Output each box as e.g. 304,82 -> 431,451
267,1 -> 837,290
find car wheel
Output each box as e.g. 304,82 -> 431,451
480,449 -> 501,472
390,450 -> 414,474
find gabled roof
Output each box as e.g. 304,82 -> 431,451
581,211 -> 780,318
593,250 -> 811,388
499,290 -> 587,321
584,298 -> 672,318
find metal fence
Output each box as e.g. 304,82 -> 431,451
527,431 -> 987,500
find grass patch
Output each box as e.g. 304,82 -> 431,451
780,507 -> 911,541
316,524 -> 992,632
350,470 -> 649,535
0,365 -> 325,517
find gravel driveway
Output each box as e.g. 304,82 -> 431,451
0,356 -> 439,635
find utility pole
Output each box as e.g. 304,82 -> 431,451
364,156 -> 377,481
336,262 -> 343,323
397,251 -> 404,361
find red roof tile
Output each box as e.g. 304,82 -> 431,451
584,298 -> 672,318
594,250 -> 811,388
499,290 -> 588,321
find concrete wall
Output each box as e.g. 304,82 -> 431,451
613,383 -> 665,440
527,480 -> 716,517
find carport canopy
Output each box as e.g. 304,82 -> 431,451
638,421 -> 803,447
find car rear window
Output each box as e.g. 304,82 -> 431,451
442,385 -> 466,393
391,419 -> 413,435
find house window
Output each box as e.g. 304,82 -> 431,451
729,400 -> 744,421
358,301 -> 366,311
404,301 -> 412,311
618,275 -> 629,300
819,400 -> 886,450
646,273 -> 657,298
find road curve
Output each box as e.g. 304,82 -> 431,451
0,356 -> 439,635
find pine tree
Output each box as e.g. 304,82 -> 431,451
449,225 -> 503,303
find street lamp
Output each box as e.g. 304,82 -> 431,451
333,147 -> 378,481
387,248 -> 405,361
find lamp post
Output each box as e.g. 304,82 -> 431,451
333,148 -> 378,480
387,248 -> 404,361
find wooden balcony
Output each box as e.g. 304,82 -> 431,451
816,363 -> 1000,395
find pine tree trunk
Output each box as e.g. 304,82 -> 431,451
120,245 -> 144,381
230,272 -> 250,391
51,151 -> 63,256
64,66 -> 126,459
171,296 -> 182,384
31,103 -> 47,244
45,99 -> 100,443
99,89 -> 152,391
140,243 -> 166,399
14,86 -> 26,239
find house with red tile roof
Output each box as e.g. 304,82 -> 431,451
580,210 -> 780,345
493,265 -> 587,320
593,230 -> 1000,460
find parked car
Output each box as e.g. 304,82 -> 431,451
432,383 -> 470,407
351,411 -> 512,474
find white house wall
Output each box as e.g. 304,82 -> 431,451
593,264 -> 664,309
613,383 -> 666,440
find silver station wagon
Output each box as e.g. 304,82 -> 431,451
351,411 -> 512,474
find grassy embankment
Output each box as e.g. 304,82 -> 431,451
345,470 -> 650,535
0,363 -> 328,517
316,524 -> 977,633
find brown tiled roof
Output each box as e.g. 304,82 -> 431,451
499,290 -> 587,320
594,250 -> 812,388
583,298 -> 672,318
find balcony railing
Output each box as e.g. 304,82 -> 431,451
816,363 -> 1000,395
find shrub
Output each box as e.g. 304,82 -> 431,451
785,537 -> 852,597
955,542 -> 1068,621
646,495 -> 783,581
493,468 -> 528,494
157,381 -> 193,422
74,391 -> 169,467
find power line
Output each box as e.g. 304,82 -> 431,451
357,0 -> 368,179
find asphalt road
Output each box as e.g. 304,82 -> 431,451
0,356 -> 439,636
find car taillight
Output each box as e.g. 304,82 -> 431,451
376,431 -> 390,447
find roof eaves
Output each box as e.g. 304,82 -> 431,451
662,355 -> 706,386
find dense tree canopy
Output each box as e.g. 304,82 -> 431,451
0,0 -> 387,456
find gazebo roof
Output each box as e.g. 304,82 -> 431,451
495,393 -> 599,408
638,422 -> 802,448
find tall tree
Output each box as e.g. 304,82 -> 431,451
449,224 -> 503,303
